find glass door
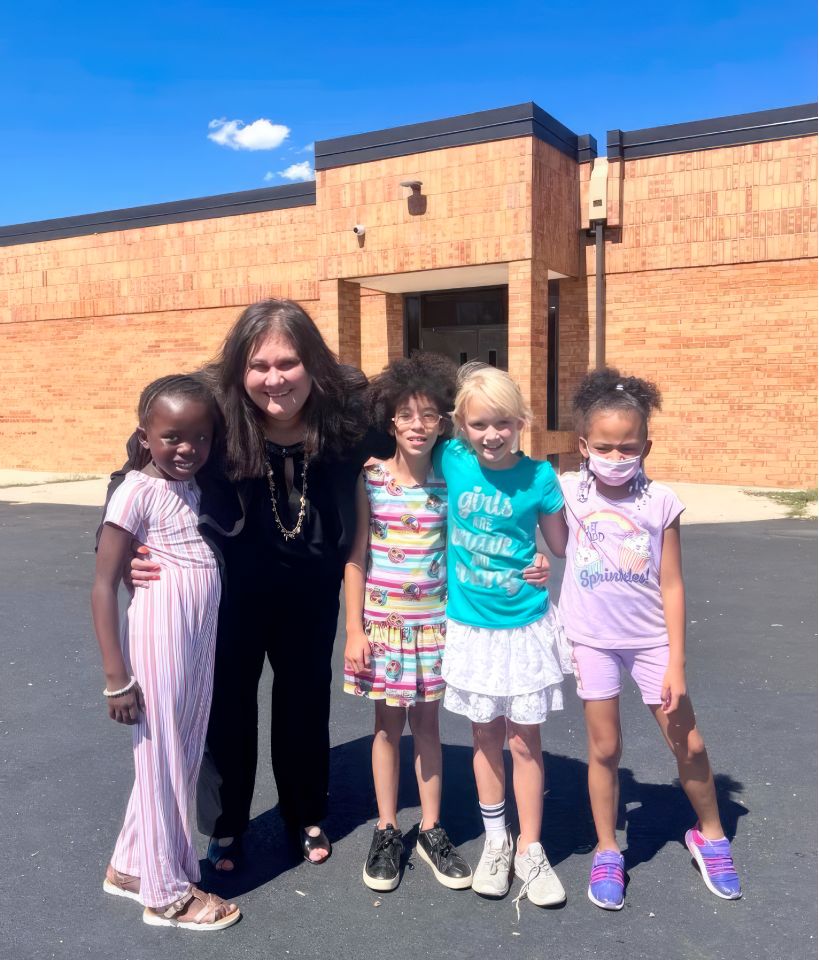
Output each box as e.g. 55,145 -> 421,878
404,286 -> 508,369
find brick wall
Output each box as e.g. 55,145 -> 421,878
532,138 -> 581,279
559,260 -> 818,488
582,136 -> 817,276
0,129 -> 815,483
561,135 -> 818,488
0,303 -> 318,472
0,205 -> 318,324
360,289 -> 403,377
314,138 -> 536,282
0,207 -> 319,472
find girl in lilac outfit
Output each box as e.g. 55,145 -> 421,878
559,369 -> 741,910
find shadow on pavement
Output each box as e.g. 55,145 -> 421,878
200,735 -> 747,898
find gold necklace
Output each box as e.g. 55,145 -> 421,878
264,457 -> 308,540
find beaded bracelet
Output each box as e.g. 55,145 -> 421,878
103,676 -> 136,698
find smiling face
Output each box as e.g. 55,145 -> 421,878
390,393 -> 445,462
579,409 -> 650,462
137,395 -> 214,481
243,332 -> 313,426
461,399 -> 524,470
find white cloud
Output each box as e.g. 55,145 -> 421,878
207,118 -> 290,151
298,142 -> 315,153
275,161 -> 316,182
263,172 -> 275,181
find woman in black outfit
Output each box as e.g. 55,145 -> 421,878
125,299 -> 393,868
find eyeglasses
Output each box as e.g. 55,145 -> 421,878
392,413 -> 443,429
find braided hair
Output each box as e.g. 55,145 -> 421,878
129,373 -> 225,470
572,368 -> 662,438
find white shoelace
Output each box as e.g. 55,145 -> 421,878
480,844 -> 507,876
512,847 -> 552,920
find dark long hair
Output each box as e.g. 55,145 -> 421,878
128,373 -> 225,471
211,298 -> 368,480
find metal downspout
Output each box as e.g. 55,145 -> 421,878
595,221 -> 605,370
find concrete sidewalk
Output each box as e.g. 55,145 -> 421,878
0,468 -> 813,523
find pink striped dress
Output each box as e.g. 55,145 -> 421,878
104,471 -> 220,908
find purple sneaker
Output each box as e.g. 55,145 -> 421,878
685,826 -> 741,900
587,849 -> 625,910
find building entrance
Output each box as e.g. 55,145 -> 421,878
404,286 -> 507,369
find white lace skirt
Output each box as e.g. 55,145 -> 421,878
442,606 -> 573,725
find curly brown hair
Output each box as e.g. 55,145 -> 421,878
368,352 -> 459,438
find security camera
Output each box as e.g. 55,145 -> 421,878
353,225 -> 366,237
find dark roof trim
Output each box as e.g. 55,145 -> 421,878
0,181 -> 316,248
315,102 -> 589,168
607,103 -> 818,161
577,134 -> 598,164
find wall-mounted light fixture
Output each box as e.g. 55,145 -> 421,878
399,181 -> 426,216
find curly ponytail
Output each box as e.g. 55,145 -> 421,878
572,368 -> 662,436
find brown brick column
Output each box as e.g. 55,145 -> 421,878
360,289 -> 403,377
508,259 -> 549,458
317,279 -> 362,367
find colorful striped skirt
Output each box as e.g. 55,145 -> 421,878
343,619 -> 446,707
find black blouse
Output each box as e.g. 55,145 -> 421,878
219,427 -> 394,588
100,426 -> 394,592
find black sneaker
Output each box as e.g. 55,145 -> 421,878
416,823 -> 473,889
363,824 -> 404,891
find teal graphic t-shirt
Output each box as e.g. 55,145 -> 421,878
432,438 -> 564,629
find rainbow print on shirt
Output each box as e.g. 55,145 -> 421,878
573,509 -> 651,590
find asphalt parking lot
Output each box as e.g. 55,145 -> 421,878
0,502 -> 816,960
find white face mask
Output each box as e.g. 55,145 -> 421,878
583,444 -> 646,486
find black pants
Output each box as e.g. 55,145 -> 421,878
204,571 -> 341,838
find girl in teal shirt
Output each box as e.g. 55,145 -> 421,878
432,364 -> 572,914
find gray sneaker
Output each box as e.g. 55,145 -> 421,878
513,839 -> 566,910
471,831 -> 514,897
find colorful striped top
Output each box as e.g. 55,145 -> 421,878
362,462 -> 448,628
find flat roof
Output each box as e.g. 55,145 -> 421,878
607,102 -> 818,161
315,102 -> 596,169
1,101 -> 815,247
0,181 -> 316,248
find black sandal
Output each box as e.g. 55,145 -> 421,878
298,827 -> 332,865
207,836 -> 243,873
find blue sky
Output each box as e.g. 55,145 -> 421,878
1,0 -> 816,225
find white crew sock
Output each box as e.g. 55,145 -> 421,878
479,800 -> 508,841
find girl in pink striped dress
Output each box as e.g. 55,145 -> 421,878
92,374 -> 241,932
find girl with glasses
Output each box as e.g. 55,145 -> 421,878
343,354 -> 553,893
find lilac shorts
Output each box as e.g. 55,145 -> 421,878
570,642 -> 670,705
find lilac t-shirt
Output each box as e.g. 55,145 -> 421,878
559,474 -> 685,649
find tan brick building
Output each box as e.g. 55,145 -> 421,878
0,102 -> 816,487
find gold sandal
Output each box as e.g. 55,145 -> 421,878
143,885 -> 241,932
103,865 -> 142,903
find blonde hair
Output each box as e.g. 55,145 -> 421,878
451,365 -> 533,439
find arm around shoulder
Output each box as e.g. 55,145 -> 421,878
537,464 -> 569,557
